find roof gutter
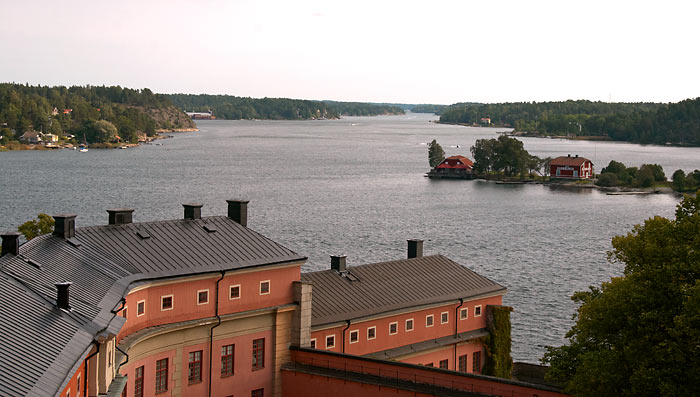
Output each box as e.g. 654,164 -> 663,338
341,320 -> 351,353
208,270 -> 225,397
83,342 -> 99,397
454,298 -> 464,371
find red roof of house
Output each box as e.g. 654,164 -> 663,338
550,155 -> 591,167
437,155 -> 474,169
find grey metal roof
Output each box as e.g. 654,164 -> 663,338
301,255 -> 506,327
0,215 -> 305,397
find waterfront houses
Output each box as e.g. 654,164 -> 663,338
550,154 -> 594,179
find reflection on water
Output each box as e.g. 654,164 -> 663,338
0,113 -> 695,362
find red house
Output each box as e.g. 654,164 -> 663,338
428,155 -> 474,179
550,154 -> 593,179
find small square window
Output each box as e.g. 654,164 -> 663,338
137,300 -> 145,316
260,280 -> 270,295
460,308 -> 468,320
367,326 -> 376,340
197,290 -> 209,305
122,307 -> 127,318
439,359 -> 448,369
349,330 -> 359,344
310,339 -> 316,349
161,295 -> 173,311
475,305 -> 482,317
326,335 -> 335,349
405,318 -> 414,331
426,314 -> 434,327
230,285 -> 241,300
441,312 -> 448,324
389,322 -> 398,335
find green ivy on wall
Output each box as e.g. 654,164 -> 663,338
482,305 -> 513,378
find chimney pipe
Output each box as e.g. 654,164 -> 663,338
407,239 -> 423,259
1,232 -> 20,256
183,203 -> 203,220
106,209 -> 134,225
55,282 -> 72,310
226,200 -> 249,227
331,255 -> 347,272
53,215 -> 77,239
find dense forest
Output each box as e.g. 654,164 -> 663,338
409,104 -> 449,114
440,99 -> 700,145
0,84 -> 194,144
166,94 -> 404,120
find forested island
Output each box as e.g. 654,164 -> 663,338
0,83 -> 195,148
439,99 -> 700,146
166,94 -> 404,120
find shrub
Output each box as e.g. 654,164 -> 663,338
596,172 -> 619,187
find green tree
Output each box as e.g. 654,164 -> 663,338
18,213 -> 54,240
672,169 -> 686,191
542,192 -> 700,396
595,172 -> 619,187
428,139 -> 445,168
82,119 -> 118,143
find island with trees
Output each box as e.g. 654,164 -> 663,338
439,98 -> 700,146
0,83 -> 196,150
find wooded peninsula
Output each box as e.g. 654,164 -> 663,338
439,99 -> 700,146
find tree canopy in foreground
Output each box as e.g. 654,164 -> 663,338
542,192 -> 700,396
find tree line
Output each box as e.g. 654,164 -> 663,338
166,94 -> 405,120
439,99 -> 700,145
0,83 -> 194,144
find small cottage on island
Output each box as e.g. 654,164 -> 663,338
428,155 -> 474,179
550,154 -> 593,179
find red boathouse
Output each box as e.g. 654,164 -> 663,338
428,155 -> 474,179
550,154 -> 593,179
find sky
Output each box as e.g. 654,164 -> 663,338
1,0 -> 699,105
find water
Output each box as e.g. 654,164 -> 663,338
1,113 -> 696,362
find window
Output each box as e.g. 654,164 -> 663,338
252,338 -> 265,370
425,363 -> 433,367
221,344 -> 235,377
349,330 -> 359,344
76,374 -> 81,394
458,354 -> 468,372
441,312 -> 449,324
134,366 -> 144,397
230,285 -> 241,300
460,308 -> 468,320
260,280 -> 270,295
251,389 -> 264,397
155,358 -> 168,393
122,307 -> 127,318
474,305 -> 482,317
137,300 -> 145,316
161,295 -> 173,311
426,314 -> 434,327
367,326 -> 376,340
65,389 -> 70,397
473,351 -> 481,373
325,335 -> 335,349
389,322 -> 398,335
405,318 -> 414,331
108,345 -> 112,367
310,339 -> 316,349
197,289 -> 209,305
188,350 -> 203,384
439,359 -> 448,369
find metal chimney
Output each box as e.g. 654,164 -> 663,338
1,232 -> 20,256
331,255 -> 347,272
183,203 -> 203,220
53,215 -> 77,238
407,239 -> 423,259
55,282 -> 72,310
226,200 -> 249,227
107,209 -> 134,225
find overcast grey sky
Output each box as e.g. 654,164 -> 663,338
1,0 -> 698,104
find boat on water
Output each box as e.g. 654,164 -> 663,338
79,145 -> 88,152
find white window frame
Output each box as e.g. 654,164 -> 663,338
310,338 -> 316,349
367,326 -> 377,340
441,311 -> 449,324
160,294 -> 174,311
259,280 -> 271,295
474,305 -> 482,317
460,307 -> 468,320
229,284 -> 241,300
389,322 -> 398,335
197,289 -> 209,305
325,334 -> 336,349
405,318 -> 414,332
426,314 -> 434,327
66,388 -> 70,397
136,300 -> 145,317
76,374 -> 81,394
349,329 -> 359,344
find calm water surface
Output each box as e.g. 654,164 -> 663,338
1,113 -> 697,362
